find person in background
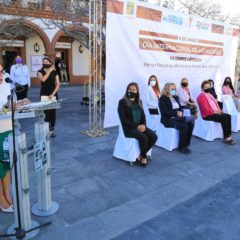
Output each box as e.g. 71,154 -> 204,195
10,55 -> 30,100
177,78 -> 198,118
159,83 -> 195,154
59,60 -> 68,83
0,62 -> 14,213
222,77 -> 240,111
208,79 -> 223,109
118,82 -> 157,166
147,75 -> 160,115
37,57 -> 60,137
197,80 -> 235,145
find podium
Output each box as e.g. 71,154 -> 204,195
0,100 -> 60,239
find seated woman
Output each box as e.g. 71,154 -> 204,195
0,63 -> 14,213
197,80 -> 235,145
222,77 -> 240,111
177,78 -> 198,118
208,79 -> 223,109
118,82 -> 157,166
147,75 -> 160,115
159,83 -> 195,154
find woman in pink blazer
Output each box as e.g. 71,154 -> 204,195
197,80 -> 235,145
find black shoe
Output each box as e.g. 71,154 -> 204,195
178,147 -> 190,154
223,139 -> 236,145
186,147 -> 191,154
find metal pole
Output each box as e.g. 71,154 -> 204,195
31,110 -> 59,217
81,0 -> 108,137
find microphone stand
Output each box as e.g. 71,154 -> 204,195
0,87 -> 51,239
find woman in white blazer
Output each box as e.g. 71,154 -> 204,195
147,75 -> 161,115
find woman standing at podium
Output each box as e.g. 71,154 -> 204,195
37,57 -> 60,137
0,63 -> 14,213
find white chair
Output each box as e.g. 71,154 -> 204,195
222,95 -> 240,132
155,109 -> 192,151
146,111 -> 160,132
155,119 -> 179,151
113,124 -> 152,165
193,112 -> 223,141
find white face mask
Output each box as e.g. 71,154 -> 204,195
150,80 -> 156,87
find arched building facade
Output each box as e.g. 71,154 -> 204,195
0,18 -> 89,86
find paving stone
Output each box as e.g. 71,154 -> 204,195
1,86 -> 240,240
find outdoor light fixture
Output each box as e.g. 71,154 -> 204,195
79,44 -> 83,53
34,42 -> 40,53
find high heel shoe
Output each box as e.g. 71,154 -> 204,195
0,205 -> 14,213
140,158 -> 147,167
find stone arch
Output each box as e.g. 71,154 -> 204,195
51,25 -> 87,53
19,20 -> 51,53
1,19 -> 51,53
51,26 -> 89,84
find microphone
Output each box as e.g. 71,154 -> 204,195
5,77 -> 23,87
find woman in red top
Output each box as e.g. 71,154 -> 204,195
197,80 -> 235,145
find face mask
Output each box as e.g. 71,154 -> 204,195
169,89 -> 176,96
150,80 -> 156,87
128,91 -> 137,99
181,82 -> 188,87
43,64 -> 52,68
204,88 -> 211,93
210,83 -> 214,88
226,81 -> 230,85
16,58 -> 23,64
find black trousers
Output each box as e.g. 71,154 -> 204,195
44,109 -> 56,131
125,127 -> 157,158
16,84 -> 28,100
218,101 -> 223,110
165,118 -> 194,149
204,113 -> 231,138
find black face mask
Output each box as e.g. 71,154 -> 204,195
181,83 -> 188,87
128,91 -> 137,99
43,64 -> 52,68
225,82 -> 230,85
204,88 -> 211,93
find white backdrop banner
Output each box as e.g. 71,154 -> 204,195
104,0 -> 239,127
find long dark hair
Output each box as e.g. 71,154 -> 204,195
123,82 -> 142,108
148,75 -> 160,93
208,79 -> 214,86
223,77 -> 235,94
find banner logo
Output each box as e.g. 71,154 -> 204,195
163,14 -> 183,25
196,21 -> 210,31
126,1 -> 135,16
211,24 -> 224,34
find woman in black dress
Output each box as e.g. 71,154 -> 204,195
118,82 -> 157,166
37,57 -> 60,137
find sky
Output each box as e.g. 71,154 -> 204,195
174,0 -> 240,16
213,0 -> 240,16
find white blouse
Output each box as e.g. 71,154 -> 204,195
10,64 -> 30,86
170,97 -> 179,109
147,85 -> 160,109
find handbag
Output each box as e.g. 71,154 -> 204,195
148,108 -> 159,115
